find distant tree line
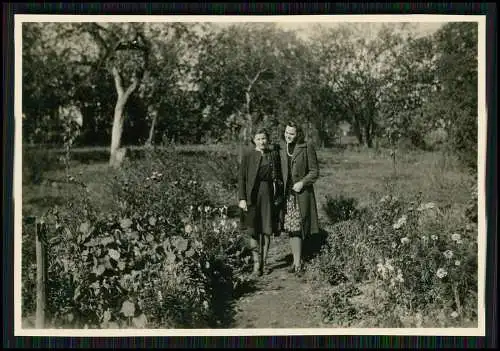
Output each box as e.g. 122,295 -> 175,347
22,21 -> 478,169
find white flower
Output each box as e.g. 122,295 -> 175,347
421,236 -> 428,241
377,263 -> 384,273
368,225 -> 374,231
450,311 -> 459,318
377,263 -> 387,279
380,195 -> 391,203
454,260 -> 461,266
417,202 -> 436,211
184,224 -> 193,234
393,215 -> 408,229
436,268 -> 448,279
451,233 -> 461,242
400,237 -> 410,245
431,235 -> 438,241
385,261 -> 394,272
443,250 -> 454,259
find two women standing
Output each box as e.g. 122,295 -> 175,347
238,121 -> 320,278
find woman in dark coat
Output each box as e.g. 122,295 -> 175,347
279,121 -> 320,276
238,128 -> 283,277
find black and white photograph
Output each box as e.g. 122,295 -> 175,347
14,14 -> 487,337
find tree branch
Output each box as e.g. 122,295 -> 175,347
84,23 -> 110,52
111,66 -> 124,96
244,68 -> 267,91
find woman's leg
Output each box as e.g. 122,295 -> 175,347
262,234 -> 271,273
289,234 -> 302,271
248,236 -> 260,274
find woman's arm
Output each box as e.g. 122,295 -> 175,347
300,143 -> 319,187
238,152 -> 248,201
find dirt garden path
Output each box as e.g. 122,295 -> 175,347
230,234 -> 330,329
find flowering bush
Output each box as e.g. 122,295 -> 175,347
108,149 -> 213,230
310,221 -> 372,286
310,190 -> 478,327
22,150 -> 252,328
371,194 -> 478,322
23,203 -> 251,329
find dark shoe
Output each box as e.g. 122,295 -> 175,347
295,266 -> 305,277
249,270 -> 262,279
289,264 -> 304,277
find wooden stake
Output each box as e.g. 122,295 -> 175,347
35,222 -> 47,328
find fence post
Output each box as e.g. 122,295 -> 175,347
35,221 -> 48,328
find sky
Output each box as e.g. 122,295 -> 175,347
208,21 -> 445,41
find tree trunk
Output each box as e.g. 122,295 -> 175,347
145,108 -> 157,147
109,99 -> 127,167
109,66 -> 138,168
353,119 -> 363,145
364,124 -> 373,148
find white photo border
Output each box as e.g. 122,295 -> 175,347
13,14 -> 488,337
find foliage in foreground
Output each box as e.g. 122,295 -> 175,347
310,188 -> 478,327
22,150 -> 252,328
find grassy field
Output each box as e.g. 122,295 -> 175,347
23,145 -> 471,214
21,144 -> 478,329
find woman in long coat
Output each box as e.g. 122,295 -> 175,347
279,121 -> 320,276
238,128 -> 282,277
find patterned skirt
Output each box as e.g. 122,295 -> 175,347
283,193 -> 302,234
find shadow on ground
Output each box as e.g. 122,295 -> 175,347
303,228 -> 329,263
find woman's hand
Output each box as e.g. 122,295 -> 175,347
238,200 -> 248,211
293,181 -> 304,193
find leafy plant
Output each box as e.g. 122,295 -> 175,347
22,149 -> 253,328
323,194 -> 359,224
309,190 -> 478,327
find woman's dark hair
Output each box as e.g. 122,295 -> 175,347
283,120 -> 305,144
250,128 -> 270,145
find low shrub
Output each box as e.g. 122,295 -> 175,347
310,190 -> 478,327
21,149 -> 252,328
322,194 -> 360,224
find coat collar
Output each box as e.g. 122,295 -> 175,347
281,142 -> 306,161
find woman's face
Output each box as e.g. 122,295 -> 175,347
284,126 -> 297,144
253,133 -> 268,150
